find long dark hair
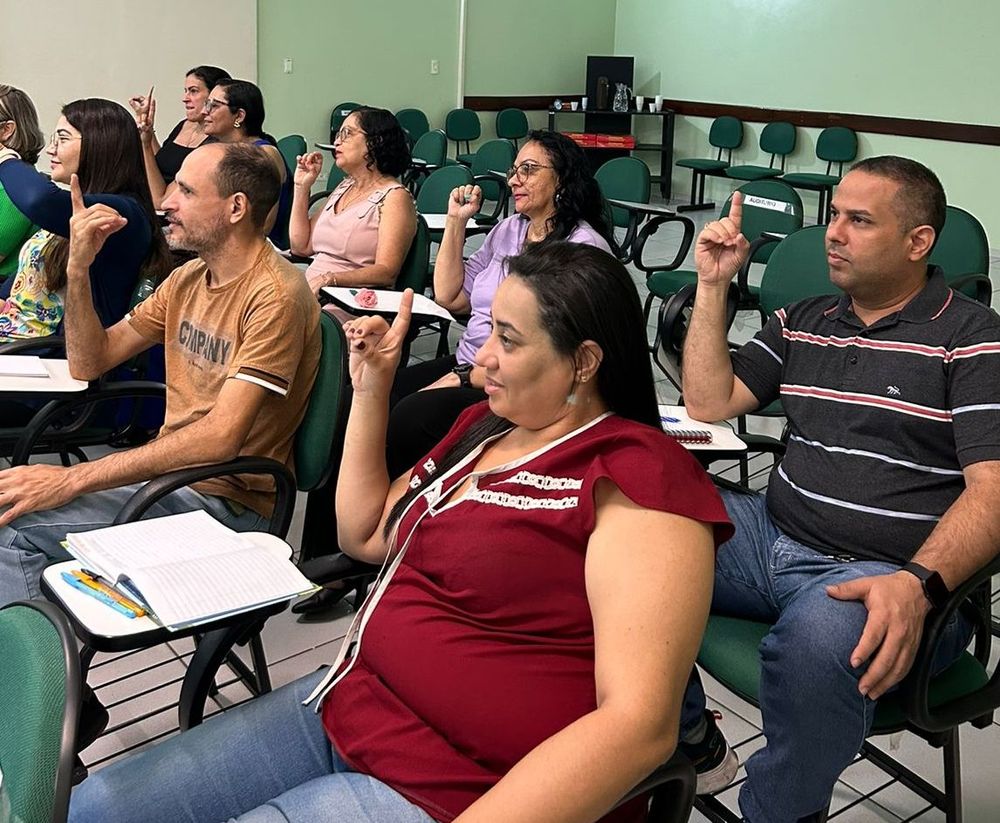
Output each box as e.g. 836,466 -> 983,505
385,241 -> 658,536
525,129 -> 613,246
353,107 -> 410,178
44,99 -> 170,292
215,79 -> 276,145
0,84 -> 44,165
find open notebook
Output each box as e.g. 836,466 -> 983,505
65,511 -> 317,630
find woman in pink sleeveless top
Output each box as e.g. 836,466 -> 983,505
290,107 -> 416,296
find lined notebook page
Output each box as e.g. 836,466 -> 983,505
0,355 -> 48,377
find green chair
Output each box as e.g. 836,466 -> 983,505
329,101 -> 363,143
415,164 -> 474,224
725,121 -> 797,182
780,126 -> 857,224
0,600 -> 81,823
495,108 -> 529,147
276,134 -> 307,176
594,157 -> 652,263
928,205 -> 992,306
35,314 -> 349,737
676,116 -> 744,213
444,108 -> 481,166
405,129 -> 448,192
395,108 -> 430,144
636,180 -> 803,332
469,139 -> 516,224
307,163 -> 348,213
695,547 -> 1000,823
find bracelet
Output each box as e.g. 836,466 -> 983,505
329,274 -> 338,288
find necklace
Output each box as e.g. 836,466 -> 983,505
331,178 -> 389,213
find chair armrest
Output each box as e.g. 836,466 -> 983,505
617,751 -> 696,823
308,190 -> 332,209
634,214 -> 696,274
948,273 -> 992,307
735,235 -> 782,301
298,552 -> 380,585
0,336 -> 67,356
113,456 -> 296,538
12,381 -> 167,466
899,553 -> 1000,732
659,282 -> 740,358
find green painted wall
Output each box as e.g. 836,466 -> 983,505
258,0 -> 618,154
614,0 -> 1000,243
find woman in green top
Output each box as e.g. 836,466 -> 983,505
0,85 -> 44,283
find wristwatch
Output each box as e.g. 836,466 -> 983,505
452,363 -> 473,389
900,562 -> 949,610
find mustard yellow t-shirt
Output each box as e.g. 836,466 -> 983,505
128,244 -> 320,517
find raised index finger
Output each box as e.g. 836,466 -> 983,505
728,190 -> 744,232
384,289 -> 414,347
69,173 -> 86,214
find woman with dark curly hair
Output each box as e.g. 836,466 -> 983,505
289,107 -> 416,296
384,129 -> 613,479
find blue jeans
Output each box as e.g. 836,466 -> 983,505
69,669 -> 434,823
0,484 -> 268,606
682,489 -> 972,823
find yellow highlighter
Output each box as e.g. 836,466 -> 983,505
72,570 -> 147,618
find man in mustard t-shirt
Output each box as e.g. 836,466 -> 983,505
0,142 -> 320,606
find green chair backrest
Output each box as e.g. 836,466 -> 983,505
396,216 -> 431,293
722,180 -> 803,264
758,121 -> 796,156
276,135 -> 307,174
411,129 -> 447,167
496,108 -> 529,142
471,139 -> 516,202
757,225 -> 839,315
444,108 -> 481,142
395,108 -> 430,143
325,162 -> 347,193
330,101 -> 363,140
0,601 -> 80,823
815,126 -> 857,164
928,205 -> 990,298
709,116 -> 743,151
595,157 -> 651,229
415,165 -> 474,214
294,312 -> 348,492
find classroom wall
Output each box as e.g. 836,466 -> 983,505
257,0 -> 618,153
614,0 -> 1000,242
0,0 -> 256,174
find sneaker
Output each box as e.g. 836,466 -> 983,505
678,709 -> 740,795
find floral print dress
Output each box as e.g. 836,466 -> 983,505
0,229 -> 63,340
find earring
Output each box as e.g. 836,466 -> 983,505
234,120 -> 242,128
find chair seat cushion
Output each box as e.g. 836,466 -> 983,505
677,158 -> 730,172
782,173 -> 841,187
698,616 -> 991,734
726,166 -> 783,181
646,269 -> 699,298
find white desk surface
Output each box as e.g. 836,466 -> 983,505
43,532 -> 292,638
659,405 -> 747,453
0,359 -> 88,394
322,287 -> 454,322
607,198 -> 678,217
419,214 -> 484,232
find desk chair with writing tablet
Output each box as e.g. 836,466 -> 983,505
36,312 -> 347,736
594,156 -> 652,265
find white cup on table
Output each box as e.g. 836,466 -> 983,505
648,102 -> 657,112
570,101 -> 578,111
655,95 -> 663,111
635,95 -> 645,111
581,96 -> 588,110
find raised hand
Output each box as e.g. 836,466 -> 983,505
132,86 -> 156,148
344,290 -> 414,395
294,152 -> 324,189
694,190 -> 750,287
67,174 -> 128,275
446,184 -> 483,221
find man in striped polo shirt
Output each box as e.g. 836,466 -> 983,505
677,156 -> 1000,822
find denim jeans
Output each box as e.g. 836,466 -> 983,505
69,669 -> 434,823
0,484 -> 268,606
682,489 -> 972,823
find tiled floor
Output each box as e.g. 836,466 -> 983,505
69,198 -> 1000,820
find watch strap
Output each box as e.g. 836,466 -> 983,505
901,562 -> 949,610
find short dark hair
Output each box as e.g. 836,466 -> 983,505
850,155 -> 946,240
524,130 -> 613,246
214,142 -> 281,230
353,107 -> 411,178
186,65 -> 231,91
383,241 -> 659,537
0,84 -> 44,164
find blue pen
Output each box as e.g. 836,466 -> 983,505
660,415 -> 680,424
61,572 -> 137,618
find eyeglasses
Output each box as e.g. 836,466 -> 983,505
202,98 -> 231,114
49,132 -> 82,148
334,126 -> 366,143
506,161 -> 553,182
